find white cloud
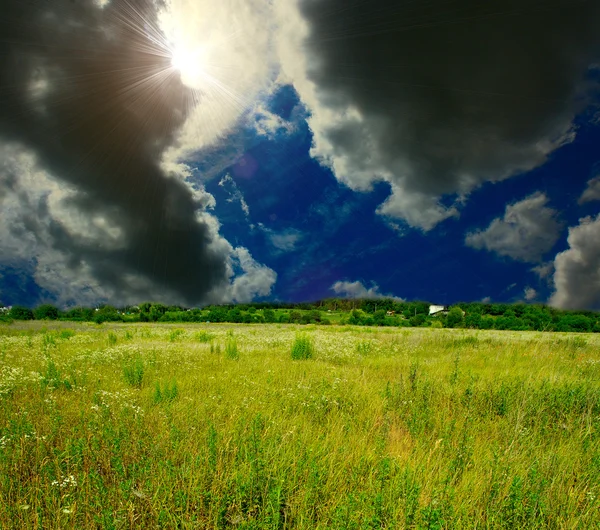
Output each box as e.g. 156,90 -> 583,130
218,174 -> 250,218
579,175 -> 600,204
524,287 -> 537,301
252,103 -> 297,139
549,214 -> 600,310
331,280 -> 402,301
465,192 -> 562,262
258,223 -> 303,253
219,247 -> 277,304
531,262 -> 554,280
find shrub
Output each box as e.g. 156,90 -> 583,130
291,334 -> 313,360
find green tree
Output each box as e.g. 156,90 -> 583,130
34,304 -> 59,320
263,309 -> 276,323
9,306 -> 34,320
445,307 -> 464,328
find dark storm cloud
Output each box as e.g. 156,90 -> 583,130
0,0 -> 227,304
295,0 -> 600,227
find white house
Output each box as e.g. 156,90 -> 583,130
0,306 -> 11,313
429,304 -> 448,316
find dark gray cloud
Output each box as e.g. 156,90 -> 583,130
0,0 -> 229,304
286,0 -> 600,229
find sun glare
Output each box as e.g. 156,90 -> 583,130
170,45 -> 208,90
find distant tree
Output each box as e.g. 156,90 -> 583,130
63,307 -> 94,321
480,316 -> 494,330
556,315 -> 592,333
263,309 -> 276,323
9,306 -> 33,320
409,314 -> 426,327
93,306 -> 121,324
465,313 -> 482,329
289,311 -> 302,323
34,304 -> 59,320
445,307 -> 464,328
227,308 -> 243,323
309,310 -> 322,323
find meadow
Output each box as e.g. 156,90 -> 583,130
0,322 -> 598,529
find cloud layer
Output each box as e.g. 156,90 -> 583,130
465,192 -> 562,262
277,0 -> 600,230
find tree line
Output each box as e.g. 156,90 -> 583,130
1,298 -> 599,333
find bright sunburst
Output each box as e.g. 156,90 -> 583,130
170,44 -> 208,90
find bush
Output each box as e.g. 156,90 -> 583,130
291,334 -> 313,360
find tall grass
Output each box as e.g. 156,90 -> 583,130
291,333 -> 313,360
0,322 -> 598,528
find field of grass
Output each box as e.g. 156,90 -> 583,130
0,322 -> 599,529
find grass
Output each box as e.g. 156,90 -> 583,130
0,322 -> 598,528
291,333 -> 313,360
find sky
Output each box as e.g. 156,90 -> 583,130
0,0 -> 600,310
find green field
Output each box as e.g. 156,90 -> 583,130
0,322 -> 599,529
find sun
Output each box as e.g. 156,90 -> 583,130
170,45 -> 208,90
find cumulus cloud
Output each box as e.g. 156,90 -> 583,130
275,0 -> 600,230
465,192 -> 562,262
331,280 -> 402,301
0,0 -> 279,306
550,215 -> 600,310
218,247 -> 277,304
579,175 -> 600,204
524,287 -> 537,301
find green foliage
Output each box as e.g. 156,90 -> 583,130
21,299 -> 600,333
41,359 -> 72,390
291,333 -> 313,360
225,336 -> 239,360
107,332 -> 118,346
9,306 -> 33,320
196,331 -> 214,343
33,304 -> 59,320
153,380 -> 179,404
446,307 -> 465,328
123,357 -> 145,388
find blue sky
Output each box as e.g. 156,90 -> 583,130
1,0 -> 600,309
